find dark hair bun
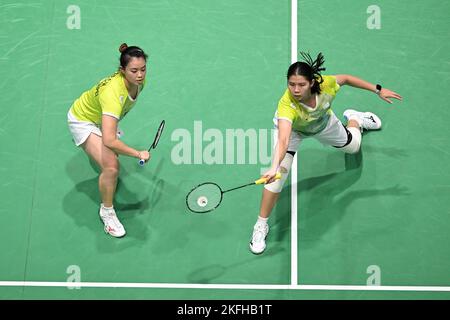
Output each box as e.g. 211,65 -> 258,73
119,43 -> 128,53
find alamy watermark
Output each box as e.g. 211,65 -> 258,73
66,265 -> 81,289
367,5 -> 381,29
366,265 -> 381,286
66,5 -> 81,30
171,121 -> 275,171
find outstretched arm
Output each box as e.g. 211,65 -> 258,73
262,119 -> 292,183
334,74 -> 403,104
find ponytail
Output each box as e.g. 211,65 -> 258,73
287,52 -> 326,94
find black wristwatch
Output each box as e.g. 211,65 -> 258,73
375,84 -> 382,95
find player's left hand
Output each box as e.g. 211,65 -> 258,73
379,88 -> 403,104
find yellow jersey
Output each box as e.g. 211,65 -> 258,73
274,75 -> 340,135
69,71 -> 145,124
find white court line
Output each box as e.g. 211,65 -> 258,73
290,0 -> 298,287
1,282 -> 450,292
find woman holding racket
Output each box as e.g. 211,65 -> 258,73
250,52 -> 402,254
67,43 -> 150,238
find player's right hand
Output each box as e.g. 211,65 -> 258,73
261,168 -> 278,184
138,150 -> 151,162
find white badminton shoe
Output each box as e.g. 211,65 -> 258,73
249,221 -> 269,254
99,205 -> 126,238
343,109 -> 382,131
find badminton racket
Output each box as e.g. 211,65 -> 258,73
186,173 -> 282,213
139,120 -> 165,166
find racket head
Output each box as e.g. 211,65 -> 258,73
186,182 -> 223,213
150,120 -> 165,149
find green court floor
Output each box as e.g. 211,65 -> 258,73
0,0 -> 449,299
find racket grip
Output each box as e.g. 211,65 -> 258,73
138,159 -> 145,166
255,172 -> 282,185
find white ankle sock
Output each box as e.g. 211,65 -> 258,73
257,216 -> 269,225
101,203 -> 113,210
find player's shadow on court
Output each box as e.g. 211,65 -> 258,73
271,147 -> 409,246
267,150 -> 363,248
187,247 -> 287,284
62,153 -> 163,249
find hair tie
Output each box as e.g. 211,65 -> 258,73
119,43 -> 128,53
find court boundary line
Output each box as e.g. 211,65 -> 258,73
1,281 -> 450,292
290,0 -> 298,287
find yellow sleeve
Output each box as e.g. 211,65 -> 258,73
320,75 -> 340,96
276,90 -> 297,123
99,86 -> 122,119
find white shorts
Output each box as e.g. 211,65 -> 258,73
67,110 -> 102,146
276,112 -> 349,152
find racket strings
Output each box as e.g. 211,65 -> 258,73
186,183 -> 222,213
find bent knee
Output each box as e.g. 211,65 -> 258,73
340,127 -> 361,154
101,166 -> 120,177
343,143 -> 361,154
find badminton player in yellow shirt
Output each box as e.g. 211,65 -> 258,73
67,43 -> 150,238
249,52 -> 402,254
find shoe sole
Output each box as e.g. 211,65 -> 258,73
343,109 -> 357,121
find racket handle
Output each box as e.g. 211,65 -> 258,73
255,172 -> 282,185
138,159 -> 145,166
